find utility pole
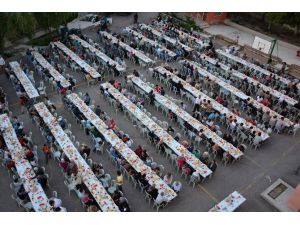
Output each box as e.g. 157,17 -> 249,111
268,38 -> 277,64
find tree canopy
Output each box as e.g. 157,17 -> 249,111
265,12 -> 300,35
0,12 -> 77,53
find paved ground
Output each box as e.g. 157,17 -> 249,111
204,24 -> 300,66
1,12 -> 300,212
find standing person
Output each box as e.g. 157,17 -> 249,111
116,170 -> 124,192
19,94 -> 28,114
193,95 -> 201,112
42,143 -> 51,164
0,55 -> 5,73
133,13 -> 138,24
163,173 -> 173,186
95,105 -> 101,116
148,90 -> 155,105
83,93 -> 91,105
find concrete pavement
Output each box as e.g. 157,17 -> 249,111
204,22 -> 300,66
1,12 -> 300,212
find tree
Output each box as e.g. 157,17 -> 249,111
0,13 -> 37,53
265,12 -> 300,35
284,12 -> 300,35
0,12 -> 78,53
34,13 -> 77,31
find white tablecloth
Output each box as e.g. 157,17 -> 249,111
9,61 -> 39,99
31,51 -> 70,88
128,76 -> 244,159
69,34 -> 126,72
34,103 -> 119,212
139,24 -> 193,52
100,31 -> 154,64
67,93 -> 177,201
171,28 -> 208,48
52,41 -> 101,79
216,49 -> 293,87
181,60 -> 294,127
209,191 -> 246,212
125,27 -> 176,58
201,54 -> 298,106
0,114 -> 51,212
155,21 -> 209,48
101,82 -> 213,178
154,66 -> 269,141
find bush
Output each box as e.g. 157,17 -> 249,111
29,31 -> 59,46
161,13 -> 202,32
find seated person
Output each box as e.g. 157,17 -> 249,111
155,191 -> 168,205
146,185 -> 158,199
172,181 -> 182,193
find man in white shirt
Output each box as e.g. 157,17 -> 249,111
229,120 -> 237,130
293,120 -> 300,134
275,117 -> 286,132
49,198 -> 62,208
206,119 -> 214,127
155,191 -> 168,205
257,96 -> 263,103
172,181 -> 182,193
262,111 -> 271,123
269,116 -> 277,128
253,132 -> 263,146
193,96 -> 201,112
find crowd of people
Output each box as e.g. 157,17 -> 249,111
64,93 -> 185,206
1,13 -> 300,213
179,60 -> 300,135
0,115 -> 57,211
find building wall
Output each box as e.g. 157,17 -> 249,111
188,12 -> 228,24
205,12 -> 228,24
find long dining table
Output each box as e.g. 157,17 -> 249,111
155,21 -> 208,48
139,24 -> 193,52
0,114 -> 52,212
66,93 -> 177,202
180,59 -> 294,128
127,75 -> 244,160
101,82 -> 213,178
125,27 -> 177,58
153,66 -> 269,141
209,191 -> 246,212
31,51 -> 71,88
69,34 -> 126,72
9,61 -> 40,99
216,49 -> 297,89
34,102 -> 119,212
200,54 -> 298,106
52,41 -> 101,79
100,31 -> 154,65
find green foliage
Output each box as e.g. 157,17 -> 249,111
34,12 -> 78,31
0,13 -> 37,42
265,13 -> 300,34
161,13 -> 202,32
0,12 -> 78,53
29,31 -> 59,47
184,16 -> 197,31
